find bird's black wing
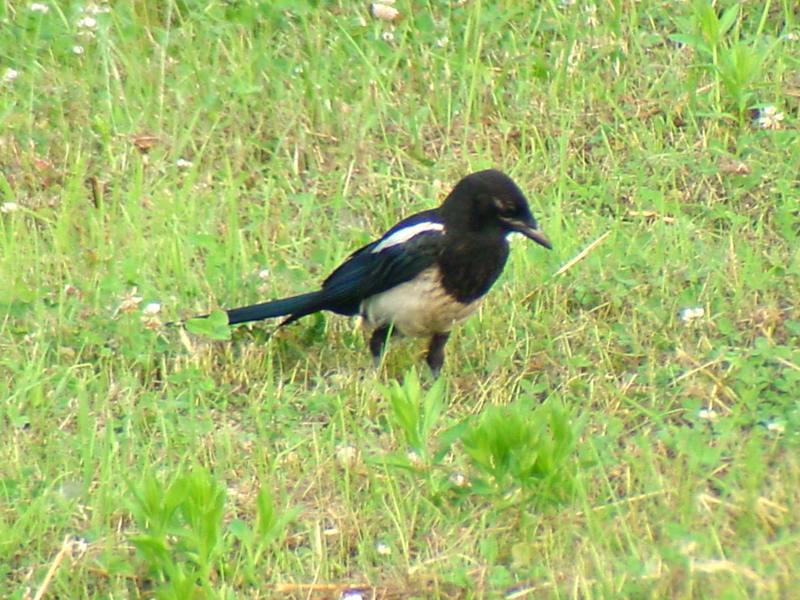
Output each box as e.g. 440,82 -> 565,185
225,209 -> 446,327
315,210 -> 446,317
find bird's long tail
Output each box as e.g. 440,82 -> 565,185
225,291 -> 325,326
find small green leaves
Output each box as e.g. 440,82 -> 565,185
669,1 -> 775,121
255,487 -> 298,544
379,373 -> 580,506
185,310 -> 231,341
128,468 -> 295,596
127,467 -> 226,596
461,401 -> 579,503
383,369 -> 446,461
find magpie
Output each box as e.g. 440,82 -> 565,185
202,169 -> 551,375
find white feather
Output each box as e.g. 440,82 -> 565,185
372,222 -> 444,253
360,267 -> 480,337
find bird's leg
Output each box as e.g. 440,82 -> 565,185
369,325 -> 392,367
426,332 -> 451,378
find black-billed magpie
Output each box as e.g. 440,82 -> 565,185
203,169 -> 551,375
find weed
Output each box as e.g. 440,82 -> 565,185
461,401 -> 579,505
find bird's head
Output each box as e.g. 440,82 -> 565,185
441,169 -> 552,249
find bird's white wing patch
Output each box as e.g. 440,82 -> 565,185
372,222 -> 444,253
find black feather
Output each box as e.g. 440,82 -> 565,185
225,291 -> 324,325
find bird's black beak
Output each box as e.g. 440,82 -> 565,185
503,218 -> 552,250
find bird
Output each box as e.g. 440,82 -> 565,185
195,169 -> 551,375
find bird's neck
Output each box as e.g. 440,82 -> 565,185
438,233 -> 510,303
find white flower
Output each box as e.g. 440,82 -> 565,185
375,541 -> 392,555
77,16 -> 97,29
142,302 -> 161,316
698,408 -> 717,421
371,3 -> 399,21
406,450 -> 423,466
381,31 -> 394,43
87,3 -> 111,14
1,201 -> 20,213
756,106 -> 785,130
175,158 -> 193,169
258,269 -> 270,281
679,307 -> 705,322
30,3 -> 50,13
72,45 -> 85,55
449,472 -> 468,487
766,421 -> 785,434
436,36 -> 449,48
784,31 -> 799,42
335,444 -> 359,467
70,536 -> 90,556
140,303 -> 162,329
3,68 -> 19,83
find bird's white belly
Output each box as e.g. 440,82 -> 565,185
360,267 -> 480,337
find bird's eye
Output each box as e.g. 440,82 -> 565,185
493,197 -> 516,217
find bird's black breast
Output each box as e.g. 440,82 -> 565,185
438,235 -> 510,303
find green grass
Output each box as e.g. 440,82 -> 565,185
1,0 -> 799,597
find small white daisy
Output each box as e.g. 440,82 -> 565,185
698,408 -> 717,421
72,45 -> 85,55
375,541 -> 392,555
142,302 -> 161,316
679,307 -> 705,323
3,68 -> 19,83
766,421 -> 785,434
381,31 -> 395,43
756,106 -> 785,130
370,3 -> 399,22
335,444 -> 359,467
449,472 -> 468,487
71,536 -> 90,556
30,2 -> 50,13
87,3 -> 111,14
77,15 -> 97,29
406,450 -> 423,466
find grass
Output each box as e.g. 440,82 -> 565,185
1,0 -> 799,597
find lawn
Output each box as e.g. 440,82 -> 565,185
1,0 -> 799,598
